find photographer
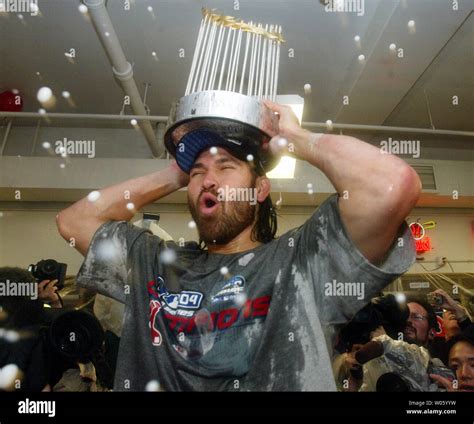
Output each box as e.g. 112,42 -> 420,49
432,289 -> 471,335
0,267 -> 51,391
403,297 -> 439,349
333,294 -> 409,391
28,259 -> 67,309
0,266 -> 109,392
429,289 -> 471,364
342,294 -> 453,391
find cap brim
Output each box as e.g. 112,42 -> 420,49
175,129 -> 263,174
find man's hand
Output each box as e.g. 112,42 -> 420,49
38,279 -> 62,308
169,159 -> 190,188
262,99 -> 421,265
263,100 -> 310,155
429,374 -> 456,391
344,344 -> 363,372
370,326 -> 387,339
431,289 -> 468,321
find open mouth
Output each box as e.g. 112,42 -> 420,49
459,384 -> 474,391
205,198 -> 216,208
199,193 -> 219,215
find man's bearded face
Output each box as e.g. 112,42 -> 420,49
187,148 -> 257,245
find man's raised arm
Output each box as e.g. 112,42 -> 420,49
56,162 -> 189,256
264,100 -> 421,265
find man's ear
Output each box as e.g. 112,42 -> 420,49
256,176 -> 271,203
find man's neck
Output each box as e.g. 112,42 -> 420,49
207,225 -> 262,254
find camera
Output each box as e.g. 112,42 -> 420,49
28,259 -> 67,290
336,294 -> 409,352
45,309 -> 105,363
32,308 -> 109,389
427,292 -> 443,306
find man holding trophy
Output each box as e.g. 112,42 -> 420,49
56,9 -> 420,391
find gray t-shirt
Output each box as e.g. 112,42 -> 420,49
76,194 -> 415,391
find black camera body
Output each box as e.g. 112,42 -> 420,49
337,294 -> 409,352
44,309 -> 110,388
28,259 -> 67,290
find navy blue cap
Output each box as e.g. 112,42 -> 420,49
175,128 -> 263,174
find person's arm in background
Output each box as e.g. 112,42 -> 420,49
264,101 -> 421,265
56,162 -> 189,256
432,288 -> 472,329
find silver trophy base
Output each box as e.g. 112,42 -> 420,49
164,90 -> 280,171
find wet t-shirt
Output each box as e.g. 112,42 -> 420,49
76,194 -> 415,391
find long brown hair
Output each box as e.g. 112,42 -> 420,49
250,164 -> 278,244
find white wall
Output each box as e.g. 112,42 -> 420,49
0,206 -> 472,275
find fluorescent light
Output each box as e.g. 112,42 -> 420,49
267,156 -> 296,179
266,95 -> 304,179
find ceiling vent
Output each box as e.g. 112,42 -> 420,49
412,164 -> 437,191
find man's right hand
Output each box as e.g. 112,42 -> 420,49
169,160 -> 190,188
38,279 -> 62,308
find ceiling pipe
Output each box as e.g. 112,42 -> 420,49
302,122 -> 474,138
1,112 -> 474,139
82,0 -> 163,157
0,119 -> 13,156
0,112 -> 168,122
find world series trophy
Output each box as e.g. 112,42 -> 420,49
164,8 -> 285,172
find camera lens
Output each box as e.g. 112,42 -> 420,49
57,324 -> 90,357
49,311 -> 104,362
40,259 -> 58,276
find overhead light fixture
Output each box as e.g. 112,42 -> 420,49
266,156 -> 296,179
266,94 -> 303,179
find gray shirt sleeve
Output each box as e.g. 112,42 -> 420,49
295,194 -> 416,327
76,220 -> 159,303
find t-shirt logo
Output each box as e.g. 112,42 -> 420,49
148,275 -> 204,310
211,275 -> 245,304
147,274 -> 271,356
162,291 -> 203,310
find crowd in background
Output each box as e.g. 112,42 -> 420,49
1,265 -> 472,392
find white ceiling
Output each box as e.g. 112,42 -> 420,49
0,0 -> 472,136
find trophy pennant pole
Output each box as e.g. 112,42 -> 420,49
165,8 -> 285,173
185,8 -> 284,100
